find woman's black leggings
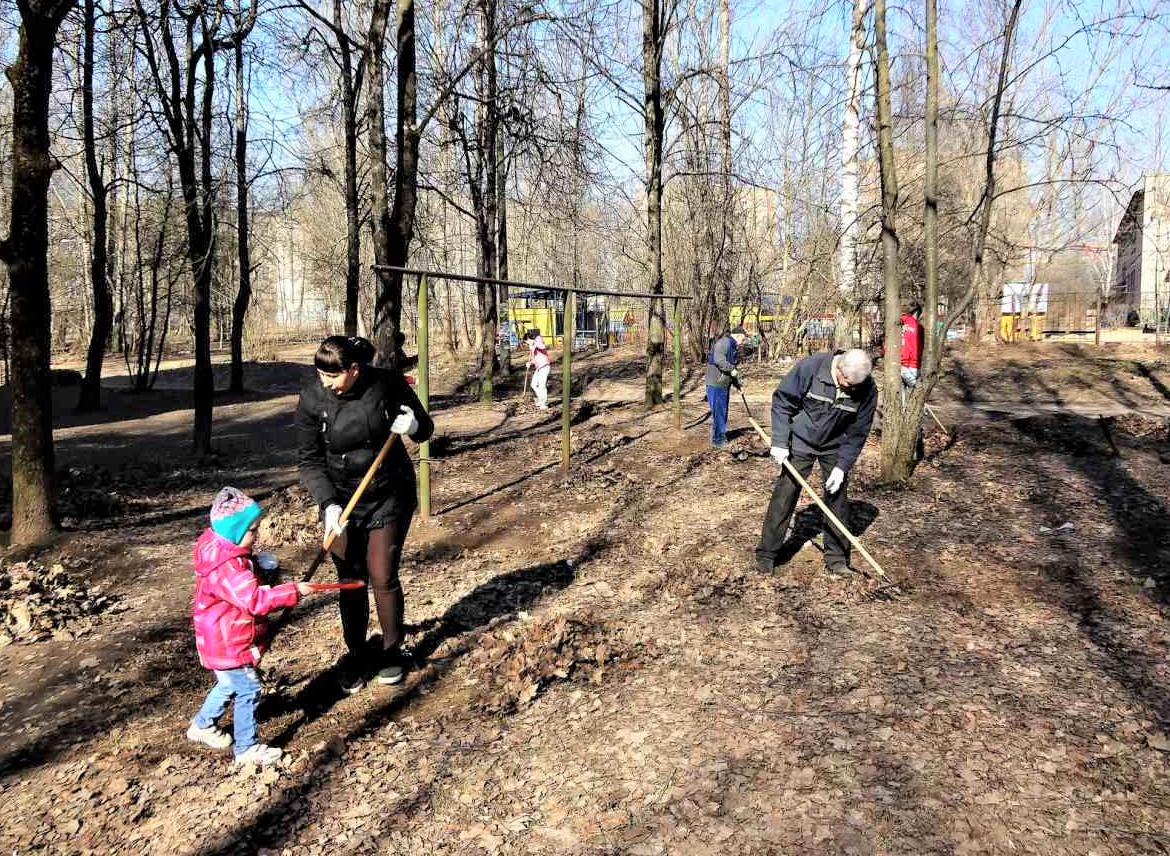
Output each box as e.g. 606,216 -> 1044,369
332,514 -> 411,654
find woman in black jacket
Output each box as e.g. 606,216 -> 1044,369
295,335 -> 434,692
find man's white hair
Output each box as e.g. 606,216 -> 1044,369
837,349 -> 873,385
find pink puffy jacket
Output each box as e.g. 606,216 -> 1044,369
192,528 -> 299,671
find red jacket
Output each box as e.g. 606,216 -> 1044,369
900,313 -> 924,369
191,528 -> 299,671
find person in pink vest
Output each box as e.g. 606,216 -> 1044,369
525,328 -> 552,409
187,487 -> 320,766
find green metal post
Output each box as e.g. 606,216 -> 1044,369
561,289 -> 575,472
673,298 -> 682,430
417,275 -> 430,519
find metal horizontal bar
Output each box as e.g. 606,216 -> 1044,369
371,265 -> 692,301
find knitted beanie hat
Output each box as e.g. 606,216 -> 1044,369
210,486 -> 262,545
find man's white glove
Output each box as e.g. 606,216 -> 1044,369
324,503 -> 347,539
390,404 -> 419,436
824,467 -> 845,494
770,446 -> 789,467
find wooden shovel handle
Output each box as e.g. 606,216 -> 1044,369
740,408 -> 888,581
301,431 -> 401,583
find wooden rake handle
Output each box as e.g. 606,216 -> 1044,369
302,431 -> 401,583
740,407 -> 888,581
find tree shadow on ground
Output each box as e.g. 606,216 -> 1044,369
232,554 -> 586,853
435,429 -> 649,516
0,406 -> 304,527
0,362 -> 310,435
1010,414 -> 1170,722
430,399 -> 634,459
192,446 -> 706,854
0,586 -> 345,781
947,356 -> 978,404
772,500 -> 879,566
1135,362 -> 1170,403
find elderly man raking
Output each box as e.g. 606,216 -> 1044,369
754,349 -> 877,577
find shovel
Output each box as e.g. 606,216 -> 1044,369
736,388 -> 892,584
301,431 -> 400,583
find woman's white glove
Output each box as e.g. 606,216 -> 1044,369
390,404 -> 419,436
324,503 -> 346,538
824,467 -> 845,494
770,446 -> 789,467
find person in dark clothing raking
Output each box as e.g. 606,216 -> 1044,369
296,335 -> 434,693
704,325 -> 748,447
755,348 -> 877,577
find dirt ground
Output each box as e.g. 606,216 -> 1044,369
1,342 -> 1169,855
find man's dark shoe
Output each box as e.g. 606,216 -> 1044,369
335,652 -> 366,695
375,647 -> 413,686
825,561 -> 859,579
755,555 -> 774,573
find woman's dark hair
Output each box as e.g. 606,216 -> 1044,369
524,328 -> 541,340
314,335 -> 376,372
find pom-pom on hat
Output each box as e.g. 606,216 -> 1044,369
210,486 -> 262,545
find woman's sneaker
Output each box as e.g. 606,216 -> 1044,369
186,723 -> 232,750
233,744 -> 283,767
335,652 -> 366,695
375,648 -> 413,685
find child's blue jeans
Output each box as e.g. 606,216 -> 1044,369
192,665 -> 261,756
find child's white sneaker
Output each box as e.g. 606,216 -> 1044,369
187,722 -> 232,750
233,744 -> 283,767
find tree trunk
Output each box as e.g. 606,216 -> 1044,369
192,11 -> 215,454
336,0 -> 362,336
229,21 -> 250,394
874,0 -> 907,482
0,2 -> 75,544
643,0 -> 666,406
367,0 -> 397,363
835,0 -> 867,349
497,115 -> 511,375
708,0 -> 733,333
371,0 -> 420,367
475,0 -> 498,402
79,0 -> 113,413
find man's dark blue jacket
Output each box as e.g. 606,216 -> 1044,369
769,351 -> 877,472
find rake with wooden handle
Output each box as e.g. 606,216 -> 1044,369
736,389 -> 889,582
301,431 -> 400,583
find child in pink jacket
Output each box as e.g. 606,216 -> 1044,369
187,487 -> 317,766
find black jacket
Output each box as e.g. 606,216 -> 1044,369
296,366 -> 434,527
769,351 -> 876,472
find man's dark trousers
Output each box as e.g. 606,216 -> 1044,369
755,451 -> 850,567
706,385 -> 730,446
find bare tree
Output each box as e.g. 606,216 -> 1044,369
835,0 -> 868,349
78,0 -> 113,411
642,0 -> 671,405
879,0 -> 1024,482
136,0 -> 252,454
228,1 -> 259,393
0,0 -> 77,545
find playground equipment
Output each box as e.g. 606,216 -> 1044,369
375,265 -> 691,518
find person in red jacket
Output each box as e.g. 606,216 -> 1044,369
899,301 -> 924,393
187,487 -> 320,767
899,301 -> 926,459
